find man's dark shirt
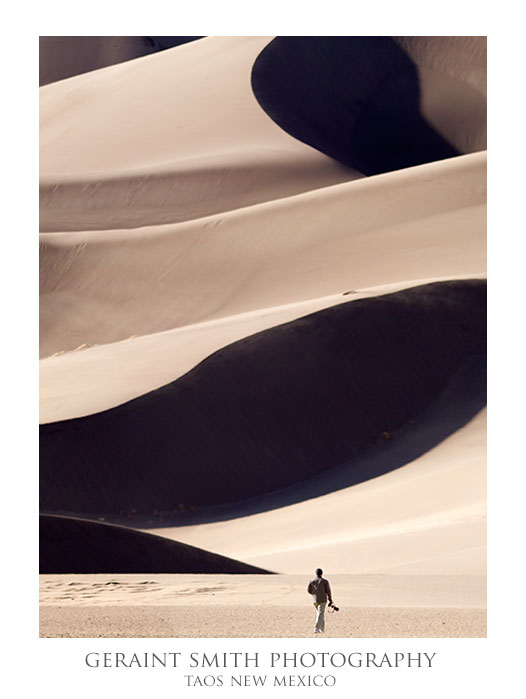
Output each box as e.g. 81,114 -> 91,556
307,576 -> 332,604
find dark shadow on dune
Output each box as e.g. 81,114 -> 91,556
40,514 -> 271,574
145,353 -> 485,528
251,36 -> 460,175
145,36 -> 204,50
40,280 -> 486,517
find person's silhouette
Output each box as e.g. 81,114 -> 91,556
307,568 -> 333,633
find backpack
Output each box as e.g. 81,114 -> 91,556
308,578 -> 322,595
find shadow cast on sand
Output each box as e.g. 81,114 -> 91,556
251,36 -> 461,175
40,280 -> 486,519
40,514 -> 273,574
156,352 -> 486,528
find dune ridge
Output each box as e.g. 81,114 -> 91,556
40,514 -> 272,574
160,405 -> 486,575
40,151 -> 485,358
39,275 -> 485,423
251,37 -> 485,174
40,280 -> 486,516
39,36 -> 204,86
39,36 -> 353,234
393,36 -> 486,153
143,351 -> 486,527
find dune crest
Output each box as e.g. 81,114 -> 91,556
40,151 -> 485,358
40,280 -> 486,516
40,36 -> 354,233
40,514 -> 271,574
251,36 -> 485,174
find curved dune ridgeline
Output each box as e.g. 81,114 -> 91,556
39,36 -> 204,86
39,37 -> 353,234
392,36 -> 486,154
40,514 -> 272,574
251,36 -> 486,175
40,280 -> 486,516
39,151 -> 485,359
152,352 -> 486,527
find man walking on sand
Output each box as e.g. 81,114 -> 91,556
307,568 -> 333,634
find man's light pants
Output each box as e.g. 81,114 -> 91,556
313,602 -> 326,632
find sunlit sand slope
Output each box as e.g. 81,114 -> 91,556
40,280 -> 485,517
39,152 -> 485,358
39,275 -> 483,423
39,36 -> 353,233
161,407 -> 486,575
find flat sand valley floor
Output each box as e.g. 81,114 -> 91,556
39,574 -> 486,638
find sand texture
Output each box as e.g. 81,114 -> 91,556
39,574 -> 486,638
40,36 -> 486,637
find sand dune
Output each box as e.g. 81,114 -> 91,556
40,151 -> 485,358
40,280 -> 485,516
145,351 -> 485,522
40,35 -> 486,598
40,514 -> 270,574
252,37 -> 479,174
39,275 -> 483,423
394,36 -> 486,153
39,36 -> 203,86
144,352 -> 486,575
154,408 -> 486,576
39,36 -> 353,233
